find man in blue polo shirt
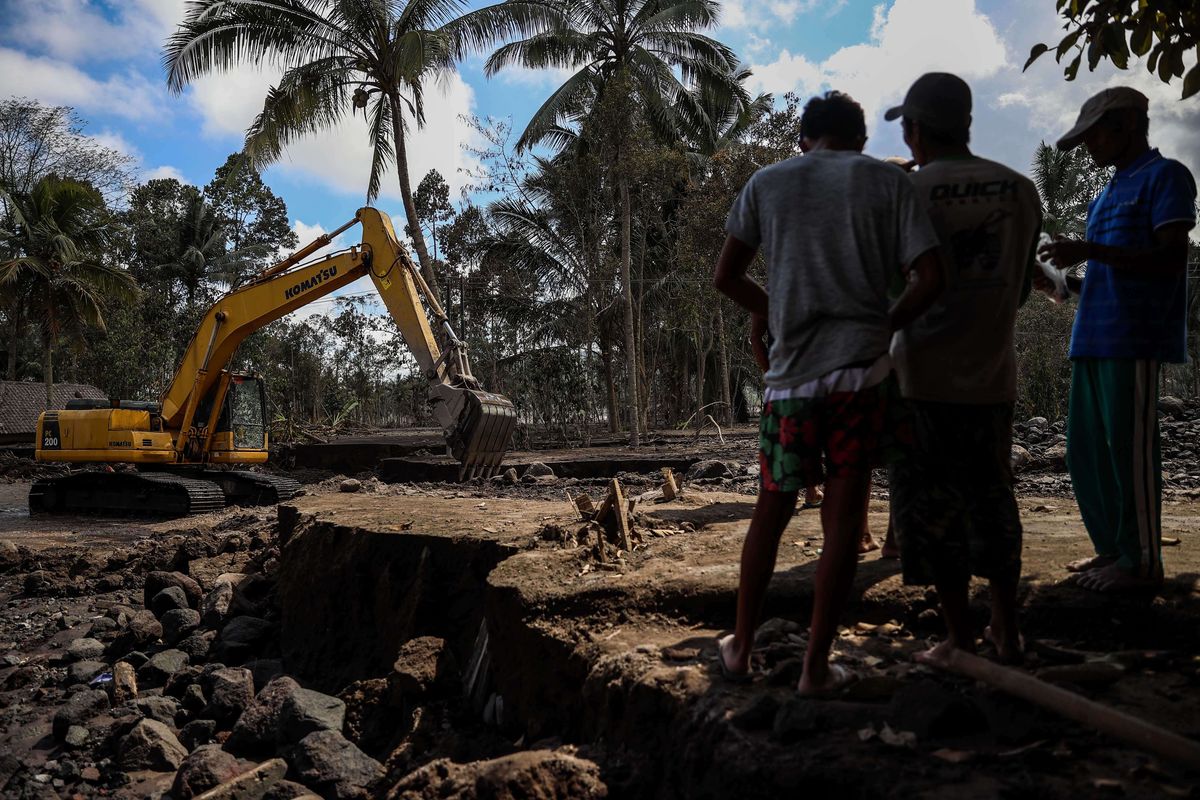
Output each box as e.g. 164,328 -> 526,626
1039,87 -> 1196,594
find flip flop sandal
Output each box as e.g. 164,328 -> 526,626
797,663 -> 858,698
800,500 -> 823,510
715,634 -> 752,684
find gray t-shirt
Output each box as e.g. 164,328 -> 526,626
726,150 -> 939,388
891,157 -> 1041,404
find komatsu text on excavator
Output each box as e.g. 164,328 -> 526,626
30,208 -> 517,516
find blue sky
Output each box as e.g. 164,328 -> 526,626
2,0 -> 1197,320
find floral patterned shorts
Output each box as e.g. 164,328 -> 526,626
758,376 -> 912,492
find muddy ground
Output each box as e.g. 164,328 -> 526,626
0,435 -> 1198,799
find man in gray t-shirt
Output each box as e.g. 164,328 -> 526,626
713,90 -> 942,696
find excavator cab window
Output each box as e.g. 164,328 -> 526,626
219,376 -> 267,450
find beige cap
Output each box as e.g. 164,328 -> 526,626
1056,87 -> 1149,151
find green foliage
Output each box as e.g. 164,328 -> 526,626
203,153 -> 298,286
1026,0 -> 1200,98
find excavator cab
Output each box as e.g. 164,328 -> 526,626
219,375 -> 267,451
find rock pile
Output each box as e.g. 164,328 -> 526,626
0,513 -> 383,799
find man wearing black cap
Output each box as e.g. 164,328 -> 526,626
885,72 -> 1042,665
1039,88 -> 1196,594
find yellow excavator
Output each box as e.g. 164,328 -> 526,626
30,208 -> 516,515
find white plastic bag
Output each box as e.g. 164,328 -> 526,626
1036,232 -> 1070,303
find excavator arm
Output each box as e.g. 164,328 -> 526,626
162,207 -> 515,477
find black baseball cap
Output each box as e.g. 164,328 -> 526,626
884,72 -> 972,132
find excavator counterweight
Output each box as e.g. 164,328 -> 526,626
31,209 -> 516,516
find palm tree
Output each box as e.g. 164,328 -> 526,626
0,176 -> 138,406
1031,141 -> 1111,237
475,0 -> 747,444
161,192 -> 271,310
164,0 -> 541,297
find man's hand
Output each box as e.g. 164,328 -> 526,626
1038,236 -> 1090,269
749,314 -> 770,372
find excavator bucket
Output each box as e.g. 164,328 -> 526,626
447,389 -> 518,480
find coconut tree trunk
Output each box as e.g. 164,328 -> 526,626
6,304 -> 20,380
716,304 -> 732,425
600,334 -> 619,434
389,94 -> 438,302
619,176 -> 639,446
695,327 -> 708,433
43,335 -> 53,410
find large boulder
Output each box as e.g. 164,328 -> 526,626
203,667 -> 255,727
287,730 -> 382,800
227,676 -> 345,756
172,744 -> 244,799
687,460 -> 735,480
144,571 -> 203,609
66,660 -> 108,686
109,610 -> 163,656
118,719 -> 188,771
162,608 -> 201,645
66,637 -> 105,662
200,574 -> 248,629
137,648 -> 190,687
213,616 -> 275,664
151,586 -> 191,619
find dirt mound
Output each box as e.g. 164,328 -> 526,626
386,750 -> 607,800
0,451 -> 69,483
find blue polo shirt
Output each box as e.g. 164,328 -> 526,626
1069,148 -> 1196,363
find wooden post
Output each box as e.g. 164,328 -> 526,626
661,467 -> 679,501
609,478 -> 632,552
938,649 -> 1200,767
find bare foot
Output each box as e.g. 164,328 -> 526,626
1075,563 -> 1163,594
797,663 -> 857,697
858,530 -> 880,554
913,638 -> 973,669
802,487 -> 824,509
880,525 -> 899,559
1065,555 -> 1116,573
983,624 -> 1025,665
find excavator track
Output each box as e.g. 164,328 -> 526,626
198,471 -> 303,507
29,472 -> 226,517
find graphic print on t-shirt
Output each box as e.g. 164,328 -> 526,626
930,178 -> 1020,283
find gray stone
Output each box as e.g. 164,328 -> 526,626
262,779 -> 312,800
287,730 -> 381,800
177,630 -> 216,661
204,667 -> 255,726
502,468 -> 518,484
63,725 -> 90,750
53,689 -> 109,741
1159,395 -> 1187,416
118,718 -> 188,771
144,571 -> 202,610
137,649 -> 190,687
66,660 -> 108,686
0,540 -> 19,573
135,695 -> 180,727
162,608 -> 201,645
227,677 -> 345,756
687,459 -> 734,480
1010,444 -> 1032,473
200,578 -> 240,629
522,462 -> 555,479
338,478 -> 361,493
179,719 -> 218,751
110,610 -> 163,656
214,616 -> 274,663
1042,443 -> 1069,473
151,587 -> 190,619
184,682 -> 208,713
172,745 -> 243,799
89,616 -> 118,637
1026,416 -> 1049,428
66,638 -> 105,662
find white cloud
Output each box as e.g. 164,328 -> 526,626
0,47 -> 162,120
0,0 -> 185,63
747,50 -> 825,98
279,220 -> 372,323
720,0 -> 827,34
186,66 -> 483,201
144,165 -> 188,183
0,0 -> 184,63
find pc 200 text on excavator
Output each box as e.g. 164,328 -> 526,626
30,208 -> 517,516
